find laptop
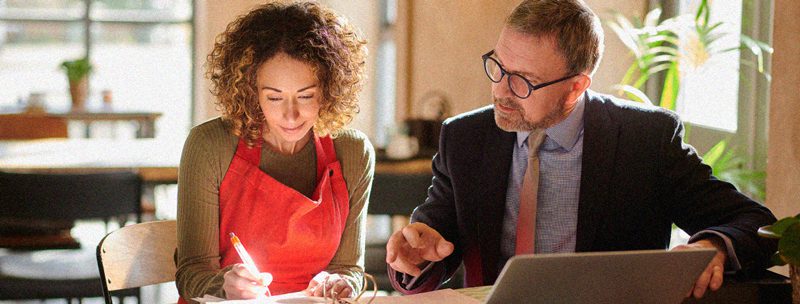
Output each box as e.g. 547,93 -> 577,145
484,249 -> 716,304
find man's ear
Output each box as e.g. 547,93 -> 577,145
566,74 -> 592,102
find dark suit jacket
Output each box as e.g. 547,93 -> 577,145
390,90 -> 777,293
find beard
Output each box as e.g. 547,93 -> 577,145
493,96 -> 565,132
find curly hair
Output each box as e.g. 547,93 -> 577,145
206,1 -> 367,145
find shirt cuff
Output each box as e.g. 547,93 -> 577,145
401,261 -> 436,289
689,230 -> 742,271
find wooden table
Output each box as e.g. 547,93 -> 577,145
0,138 -> 180,184
0,106 -> 162,138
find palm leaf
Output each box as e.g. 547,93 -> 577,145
659,61 -> 679,111
702,139 -> 727,168
612,85 -> 654,105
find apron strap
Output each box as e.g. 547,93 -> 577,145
235,137 -> 262,167
312,134 -> 338,181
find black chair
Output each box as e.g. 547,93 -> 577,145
366,171 -> 464,291
0,171 -> 142,302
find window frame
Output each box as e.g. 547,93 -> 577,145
0,0 -> 198,125
653,0 -> 771,174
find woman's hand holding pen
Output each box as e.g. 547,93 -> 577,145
222,264 -> 273,300
304,271 -> 353,299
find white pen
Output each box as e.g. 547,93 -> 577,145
229,232 -> 271,296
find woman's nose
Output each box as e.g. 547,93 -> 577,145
282,99 -> 300,120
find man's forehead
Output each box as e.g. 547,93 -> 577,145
495,28 -> 562,77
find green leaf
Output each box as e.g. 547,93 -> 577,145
644,7 -> 662,28
702,140 -> 727,168
695,0 -> 710,28
778,222 -> 800,265
740,60 -> 772,82
759,226 -> 781,239
643,35 -> 679,46
764,217 -> 800,237
740,35 -> 770,73
771,252 -> 787,266
611,85 -> 654,105
644,46 -> 679,57
620,64 -> 638,86
659,61 -> 679,111
608,22 -> 643,58
60,57 -> 93,82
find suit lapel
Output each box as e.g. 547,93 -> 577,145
473,109 -> 514,282
576,93 -> 619,251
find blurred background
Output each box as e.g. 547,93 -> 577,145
1,0 -> 798,303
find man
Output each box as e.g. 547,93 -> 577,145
385,0 -> 777,299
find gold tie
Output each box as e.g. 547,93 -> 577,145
515,129 -> 546,255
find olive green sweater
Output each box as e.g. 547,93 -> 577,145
176,118 -> 374,301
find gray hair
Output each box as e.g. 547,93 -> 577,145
506,0 -> 604,76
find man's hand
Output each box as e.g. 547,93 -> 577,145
386,222 -> 454,277
671,238 -> 727,299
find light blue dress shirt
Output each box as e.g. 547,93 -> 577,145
500,97 -> 585,263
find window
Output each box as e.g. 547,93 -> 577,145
675,0 -> 742,132
374,0 -> 397,147
0,0 -> 194,141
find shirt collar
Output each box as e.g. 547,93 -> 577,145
515,94 -> 585,151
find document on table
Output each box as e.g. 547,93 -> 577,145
193,289 -> 480,304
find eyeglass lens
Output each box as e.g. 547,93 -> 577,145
484,58 -> 532,98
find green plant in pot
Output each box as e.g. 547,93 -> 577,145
60,57 -> 92,110
606,0 -> 771,201
758,214 -> 800,303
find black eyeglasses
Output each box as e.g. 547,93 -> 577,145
482,50 -> 578,99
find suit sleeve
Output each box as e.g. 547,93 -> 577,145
657,112 -> 777,272
389,120 -> 464,294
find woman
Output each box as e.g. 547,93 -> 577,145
175,1 -> 372,302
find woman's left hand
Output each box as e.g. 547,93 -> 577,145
304,271 -> 353,299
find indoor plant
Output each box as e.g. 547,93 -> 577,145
758,214 -> 800,303
606,0 -> 771,200
60,57 -> 92,110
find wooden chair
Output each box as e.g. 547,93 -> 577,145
97,220 -> 177,304
0,113 -> 68,139
0,171 -> 142,301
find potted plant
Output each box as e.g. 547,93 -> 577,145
60,57 -> 92,110
606,0 -> 771,200
758,214 -> 800,303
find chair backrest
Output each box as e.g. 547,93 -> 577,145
96,220 -> 177,303
366,171 -> 434,290
368,172 -> 432,216
0,171 -> 141,221
0,114 -> 68,139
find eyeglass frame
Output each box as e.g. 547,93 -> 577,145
482,50 -> 579,99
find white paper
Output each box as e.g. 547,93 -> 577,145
193,289 -> 480,304
192,292 -> 327,303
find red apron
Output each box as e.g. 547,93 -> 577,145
179,134 -> 349,302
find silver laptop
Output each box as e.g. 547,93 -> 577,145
484,249 -> 716,304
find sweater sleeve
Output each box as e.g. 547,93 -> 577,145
175,119 -> 235,301
324,129 -> 375,293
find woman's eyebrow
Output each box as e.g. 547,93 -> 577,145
297,84 -> 318,92
261,84 -> 318,92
